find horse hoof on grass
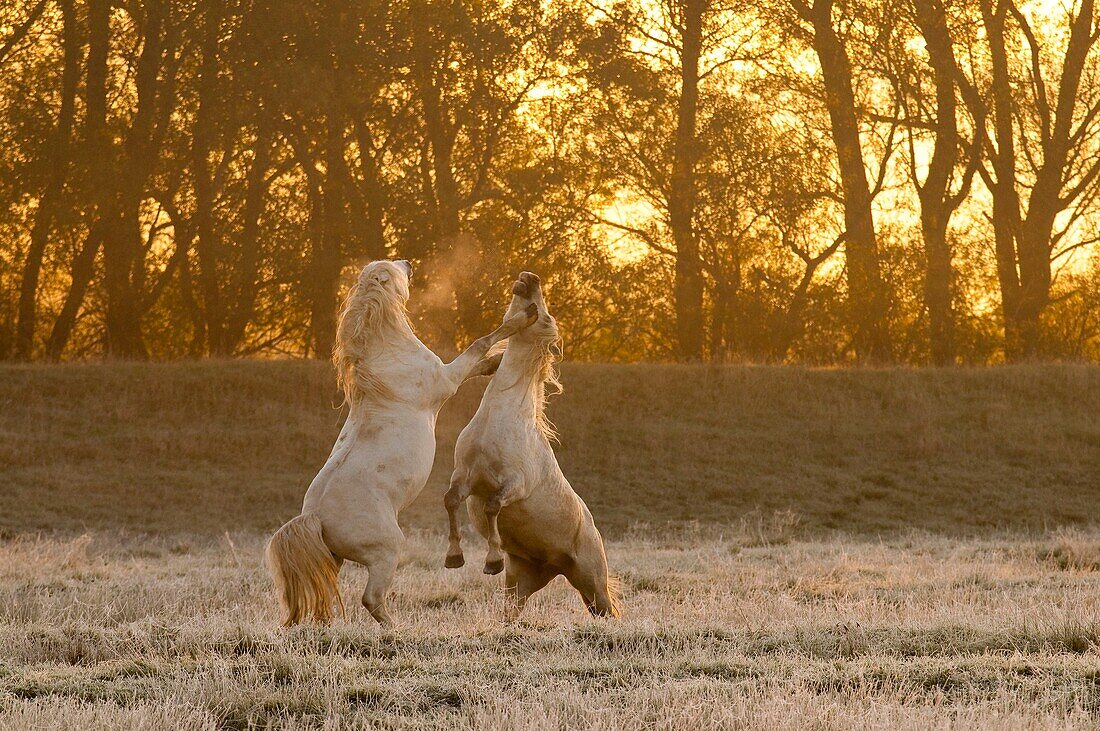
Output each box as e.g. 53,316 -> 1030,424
484,558 -> 505,575
445,554 -> 465,569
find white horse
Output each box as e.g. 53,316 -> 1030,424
445,272 -> 621,619
266,260 -> 537,627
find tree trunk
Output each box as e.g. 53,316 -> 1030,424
979,1 -> 1025,359
911,0 -> 959,366
308,28 -> 348,359
224,126 -> 274,353
192,0 -> 226,355
1017,0 -> 1093,357
177,248 -> 206,357
669,0 -> 706,361
311,122 -> 345,358
416,56 -> 460,245
45,227 -> 102,360
103,0 -> 167,358
978,0 -> 1095,360
15,0 -> 78,360
352,116 -> 389,261
47,0 -> 112,360
413,23 -> 464,352
802,0 -> 891,363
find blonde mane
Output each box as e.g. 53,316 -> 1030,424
533,336 -> 563,442
503,323 -> 563,442
332,273 -> 410,405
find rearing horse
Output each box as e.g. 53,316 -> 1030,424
266,260 -> 536,627
445,272 -> 621,619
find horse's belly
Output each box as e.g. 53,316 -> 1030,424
468,494 -> 577,567
310,417 -> 437,515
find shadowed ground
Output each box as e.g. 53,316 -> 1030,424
0,361 -> 1097,537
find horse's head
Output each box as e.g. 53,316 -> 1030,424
356,259 -> 413,303
505,271 -> 561,354
501,271 -> 562,437
334,259 -> 414,403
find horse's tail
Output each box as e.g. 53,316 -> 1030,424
265,513 -> 345,627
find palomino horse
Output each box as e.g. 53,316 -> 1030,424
266,260 -> 537,627
444,272 -> 621,619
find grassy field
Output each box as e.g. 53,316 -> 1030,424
1,362 -> 1099,728
1,528 -> 1099,729
0,361 -> 1097,536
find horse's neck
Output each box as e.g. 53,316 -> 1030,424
384,315 -> 418,345
371,319 -> 427,363
487,344 -> 544,419
348,321 -> 435,408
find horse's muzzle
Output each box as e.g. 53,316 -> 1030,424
512,271 -> 540,297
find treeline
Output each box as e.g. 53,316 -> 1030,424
0,0 -> 1098,364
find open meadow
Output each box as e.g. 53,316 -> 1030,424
1,361 -> 1098,536
0,362 -> 1099,729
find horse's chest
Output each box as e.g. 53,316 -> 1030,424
385,356 -> 448,405
465,413 -> 527,455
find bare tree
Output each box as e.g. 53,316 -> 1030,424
963,0 -> 1100,359
192,0 -> 227,354
791,0 -> 892,362
47,0 -> 113,360
898,0 -> 981,365
15,0 -> 78,359
669,0 -> 707,360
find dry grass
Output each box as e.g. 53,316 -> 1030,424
0,361 -> 1097,536
1,528 -> 1099,729
1,362 -> 1099,728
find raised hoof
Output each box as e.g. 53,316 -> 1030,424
484,558 -> 505,575
445,554 -> 465,569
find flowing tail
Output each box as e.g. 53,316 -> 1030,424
265,513 -> 345,626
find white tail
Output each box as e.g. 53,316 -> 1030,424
265,513 -> 344,626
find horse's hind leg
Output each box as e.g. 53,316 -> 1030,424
341,523 -> 403,628
504,553 -> 554,622
566,571 -> 618,617
483,476 -> 522,575
565,539 -> 621,618
360,548 -> 399,628
444,474 -> 471,568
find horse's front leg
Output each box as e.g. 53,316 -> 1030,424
466,352 -> 503,381
484,476 -> 523,575
444,474 -> 472,568
443,304 -> 537,387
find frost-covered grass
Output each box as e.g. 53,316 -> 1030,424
1,528 -> 1098,729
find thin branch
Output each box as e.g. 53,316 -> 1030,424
1008,2 -> 1051,141
0,0 -> 47,66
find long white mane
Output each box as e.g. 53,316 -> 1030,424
332,271 -> 411,404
